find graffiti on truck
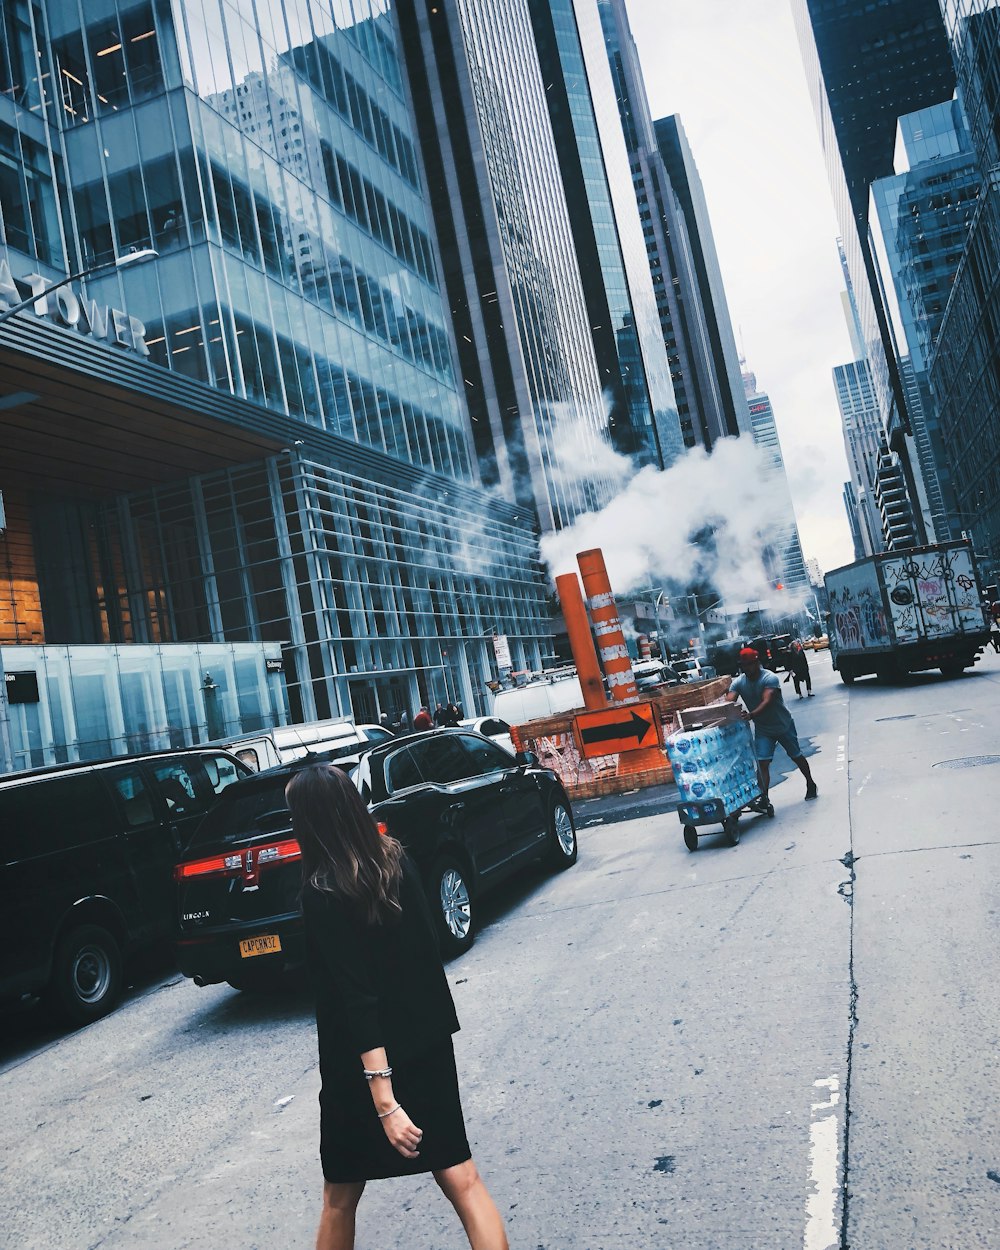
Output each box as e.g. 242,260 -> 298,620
828,583 -> 888,651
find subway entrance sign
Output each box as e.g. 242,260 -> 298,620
573,702 -> 660,758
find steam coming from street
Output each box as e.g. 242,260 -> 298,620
540,437 -> 800,608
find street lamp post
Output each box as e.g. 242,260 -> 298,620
0,247 -> 158,329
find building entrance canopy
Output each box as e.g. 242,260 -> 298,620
0,312 -> 284,499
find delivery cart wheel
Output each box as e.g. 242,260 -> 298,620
683,825 -> 699,852
724,815 -> 741,846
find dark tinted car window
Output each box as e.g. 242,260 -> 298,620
364,727 -> 394,743
202,754 -> 244,796
0,774 -> 118,859
480,718 -> 510,737
106,764 -> 157,828
458,734 -> 513,773
384,746 -> 425,795
408,735 -> 476,784
185,776 -> 291,853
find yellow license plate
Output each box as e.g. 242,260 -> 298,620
239,934 -> 282,959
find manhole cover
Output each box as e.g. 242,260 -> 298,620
875,714 -> 915,722
933,756 -> 1000,770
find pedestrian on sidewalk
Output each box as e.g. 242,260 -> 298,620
788,640 -> 813,697
286,764 -> 509,1250
726,646 -> 818,806
413,706 -> 434,731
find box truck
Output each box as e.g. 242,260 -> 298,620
825,540 -> 990,684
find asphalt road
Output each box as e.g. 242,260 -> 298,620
2,651 -> 999,1249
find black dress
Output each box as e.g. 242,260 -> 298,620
302,855 -> 470,1182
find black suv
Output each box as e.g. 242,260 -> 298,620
174,729 -> 577,988
0,749 -> 250,1023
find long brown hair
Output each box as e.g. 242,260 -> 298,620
285,764 -> 403,924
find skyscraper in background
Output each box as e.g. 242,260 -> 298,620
868,98 -> 981,543
0,0 -> 554,755
793,0 -> 957,547
597,0 -> 734,453
930,0 -> 1000,577
834,359 -> 889,557
653,114 -> 752,440
525,0 -> 681,470
396,0 -> 629,533
741,364 -> 809,598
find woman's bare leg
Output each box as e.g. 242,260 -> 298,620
316,1180 -> 365,1250
434,1159 -> 509,1250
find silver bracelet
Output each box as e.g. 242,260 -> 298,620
363,1066 -> 392,1081
377,1103 -> 401,1119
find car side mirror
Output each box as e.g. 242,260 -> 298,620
515,750 -> 539,767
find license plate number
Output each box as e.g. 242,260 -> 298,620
239,934 -> 282,959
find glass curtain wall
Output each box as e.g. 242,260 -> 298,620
38,0 -> 475,485
91,452 -> 551,723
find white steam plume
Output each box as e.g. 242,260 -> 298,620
540,437 -> 803,608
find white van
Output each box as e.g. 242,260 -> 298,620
492,674 -> 585,724
222,718 -> 395,770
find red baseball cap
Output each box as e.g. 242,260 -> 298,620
739,647 -> 759,659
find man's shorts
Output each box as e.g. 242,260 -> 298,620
753,727 -> 801,762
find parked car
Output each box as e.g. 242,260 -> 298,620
220,719 -> 396,770
0,748 -> 251,1023
671,657 -> 705,682
458,716 -> 516,754
632,660 -> 683,691
174,730 -> 577,990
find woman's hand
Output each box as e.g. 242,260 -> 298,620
381,1105 -> 423,1158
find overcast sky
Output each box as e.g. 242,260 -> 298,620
623,0 -> 856,574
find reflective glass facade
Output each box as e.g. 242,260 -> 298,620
0,0 -> 471,481
0,0 -> 554,728
742,367 -> 809,596
0,640 -> 288,772
932,0 -> 1000,575
596,0 -> 726,453
398,0 -> 624,532
869,99 -> 980,540
527,0 -> 680,468
654,114 -> 752,441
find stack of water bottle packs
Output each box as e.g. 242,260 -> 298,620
665,718 -> 761,817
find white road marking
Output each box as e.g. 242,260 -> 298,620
804,1075 -> 841,1250
857,772 -> 872,794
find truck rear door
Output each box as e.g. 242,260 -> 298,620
881,546 -> 986,641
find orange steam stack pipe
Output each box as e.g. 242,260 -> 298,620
555,572 -> 607,710
576,548 -> 638,703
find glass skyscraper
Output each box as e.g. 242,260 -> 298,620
0,0 -> 553,748
526,0 -> 681,470
793,0 -> 956,546
741,364 -> 809,597
869,99 -> 981,541
397,0 -> 627,533
654,113 -> 752,442
931,0 -> 1000,577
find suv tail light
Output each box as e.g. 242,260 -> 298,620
174,838 -> 301,882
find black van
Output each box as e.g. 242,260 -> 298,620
0,748 -> 250,1025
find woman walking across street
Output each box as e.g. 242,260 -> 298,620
285,764 -> 509,1250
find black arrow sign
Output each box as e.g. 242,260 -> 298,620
580,710 -> 653,746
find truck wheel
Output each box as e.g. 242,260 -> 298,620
939,661 -> 966,678
46,923 -> 123,1026
840,668 -> 855,686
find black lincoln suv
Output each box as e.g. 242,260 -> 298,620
174,729 -> 577,989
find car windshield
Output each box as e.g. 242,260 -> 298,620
185,776 -> 291,853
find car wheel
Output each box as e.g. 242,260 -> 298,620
47,923 -> 123,1026
427,854 -> 475,956
547,797 -> 577,869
